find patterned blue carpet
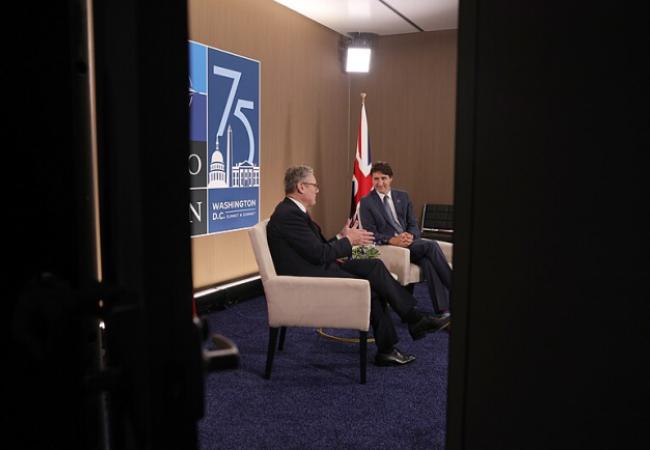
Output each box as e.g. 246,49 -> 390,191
199,283 -> 449,449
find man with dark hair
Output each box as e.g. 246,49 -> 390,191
359,161 -> 452,316
267,165 -> 450,366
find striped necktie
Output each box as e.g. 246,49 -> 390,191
383,195 -> 404,233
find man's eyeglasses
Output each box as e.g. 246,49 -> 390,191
302,182 -> 319,189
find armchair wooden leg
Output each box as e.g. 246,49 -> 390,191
265,327 -> 279,379
278,326 -> 287,351
359,331 -> 368,384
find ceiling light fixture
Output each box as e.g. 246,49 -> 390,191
345,32 -> 376,73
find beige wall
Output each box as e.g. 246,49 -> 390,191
189,0 -> 457,289
189,0 -> 351,288
350,30 -> 457,224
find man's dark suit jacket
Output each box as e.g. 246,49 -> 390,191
267,196 -> 425,350
360,188 -> 452,313
359,189 -> 419,244
267,198 -> 352,278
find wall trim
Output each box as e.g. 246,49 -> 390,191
194,275 -> 264,314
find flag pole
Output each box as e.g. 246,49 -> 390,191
350,92 -> 371,223
355,92 -> 366,222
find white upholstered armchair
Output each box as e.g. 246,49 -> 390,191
376,240 -> 453,288
248,220 -> 372,384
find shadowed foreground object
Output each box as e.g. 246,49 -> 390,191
199,283 -> 448,449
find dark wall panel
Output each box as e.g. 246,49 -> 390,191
448,1 -> 649,449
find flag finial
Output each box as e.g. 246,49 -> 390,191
360,92 -> 366,104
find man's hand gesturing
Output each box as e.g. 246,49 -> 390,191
341,218 -> 374,246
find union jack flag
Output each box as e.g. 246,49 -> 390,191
350,94 -> 372,220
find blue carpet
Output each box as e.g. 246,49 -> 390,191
199,283 -> 448,449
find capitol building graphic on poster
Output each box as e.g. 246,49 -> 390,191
208,124 -> 260,188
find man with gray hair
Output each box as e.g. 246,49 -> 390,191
266,165 -> 449,366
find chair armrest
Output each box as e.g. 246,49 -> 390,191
263,276 -> 370,331
375,245 -> 411,283
435,240 -> 453,265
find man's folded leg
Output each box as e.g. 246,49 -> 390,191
343,258 -> 450,341
369,294 -> 416,366
341,259 -> 415,317
414,257 -> 450,314
409,239 -> 451,314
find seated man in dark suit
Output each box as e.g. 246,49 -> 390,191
359,161 -> 452,317
267,165 -> 449,366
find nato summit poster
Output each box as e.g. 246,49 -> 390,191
189,41 -> 260,237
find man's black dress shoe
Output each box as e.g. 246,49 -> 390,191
374,347 -> 416,366
408,314 -> 451,340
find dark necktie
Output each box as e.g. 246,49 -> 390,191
383,195 -> 404,233
307,213 -> 326,242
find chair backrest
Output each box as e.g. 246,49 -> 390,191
248,220 -> 277,281
421,203 -> 454,232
